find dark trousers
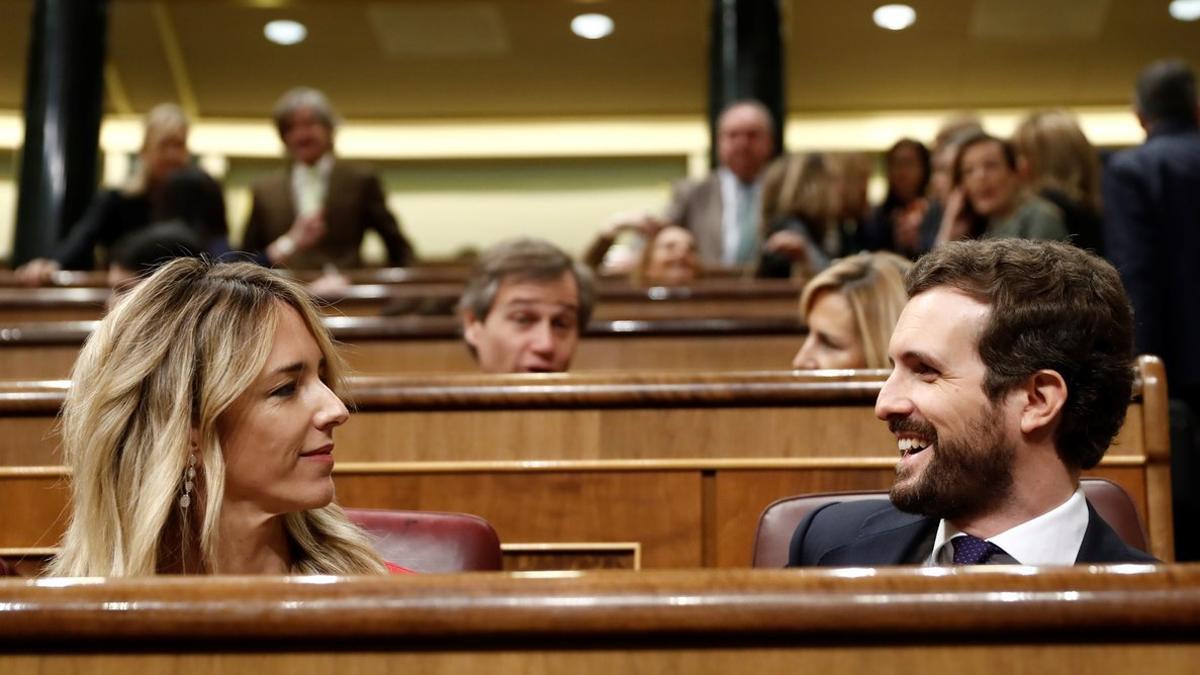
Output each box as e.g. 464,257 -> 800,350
1171,397 -> 1200,561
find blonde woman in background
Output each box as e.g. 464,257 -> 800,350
791,251 -> 912,370
49,259 -> 407,576
757,152 -> 841,280
1012,109 -> 1104,253
15,104 -> 193,286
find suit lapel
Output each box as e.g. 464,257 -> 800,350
1075,501 -> 1156,563
697,176 -> 724,263
820,509 -> 938,566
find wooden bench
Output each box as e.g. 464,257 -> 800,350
0,358 -> 1174,572
0,567 -> 1196,673
0,280 -> 801,322
0,315 -> 804,379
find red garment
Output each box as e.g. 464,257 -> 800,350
386,561 -> 415,574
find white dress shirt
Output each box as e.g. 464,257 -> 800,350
291,153 -> 334,218
717,168 -> 763,266
927,488 -> 1090,565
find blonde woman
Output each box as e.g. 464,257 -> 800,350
15,103 -> 194,286
49,259 -> 406,576
757,152 -> 840,279
1012,109 -> 1104,253
791,251 -> 912,370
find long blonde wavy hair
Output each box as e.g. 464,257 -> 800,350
799,251 -> 913,369
48,259 -> 386,576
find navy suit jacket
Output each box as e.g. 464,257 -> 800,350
1102,121 -> 1200,398
787,499 -> 1157,567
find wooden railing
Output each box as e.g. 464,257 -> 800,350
0,315 -> 805,378
0,279 -> 802,322
0,566 -> 1197,673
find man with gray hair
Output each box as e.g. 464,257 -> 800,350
1103,59 -> 1200,561
459,238 -> 595,374
665,100 -> 776,267
242,87 -> 415,269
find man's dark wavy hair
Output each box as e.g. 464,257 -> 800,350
906,239 -> 1134,470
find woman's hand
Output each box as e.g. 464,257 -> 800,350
893,198 -> 928,254
14,258 -> 61,287
935,188 -> 971,245
763,230 -> 809,262
267,211 -> 327,264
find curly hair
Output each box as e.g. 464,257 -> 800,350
907,239 -> 1134,470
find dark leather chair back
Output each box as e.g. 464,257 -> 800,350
345,508 -> 503,573
752,477 -> 1149,568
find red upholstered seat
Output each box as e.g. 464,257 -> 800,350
345,508 -> 503,573
751,477 -> 1149,568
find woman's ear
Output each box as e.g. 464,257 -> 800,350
188,429 -> 202,465
1019,369 -> 1068,436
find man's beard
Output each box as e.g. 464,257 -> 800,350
888,403 -> 1016,521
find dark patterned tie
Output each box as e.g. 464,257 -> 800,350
952,534 -> 1008,565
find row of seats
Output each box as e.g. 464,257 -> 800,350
106,478 -> 1129,575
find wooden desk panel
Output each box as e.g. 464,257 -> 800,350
333,470 -> 704,569
0,360 -> 1174,565
0,317 -> 803,378
2,567 -> 1199,674
0,282 -> 801,323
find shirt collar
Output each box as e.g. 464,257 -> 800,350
928,488 -> 1089,565
293,153 -> 334,178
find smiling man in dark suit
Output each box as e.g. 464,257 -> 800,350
789,239 -> 1156,566
242,88 -> 415,270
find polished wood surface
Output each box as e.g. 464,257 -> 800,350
0,316 -> 803,378
0,360 -> 1174,566
0,266 -> 773,289
1,566 -> 1199,674
0,280 -> 801,322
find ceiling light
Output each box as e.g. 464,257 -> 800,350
571,13 -> 614,39
264,19 -> 307,45
1169,0 -> 1200,21
873,4 -> 917,31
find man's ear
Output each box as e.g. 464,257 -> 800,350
462,311 -> 483,350
1019,369 -> 1068,436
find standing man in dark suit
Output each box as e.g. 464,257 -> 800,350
242,88 -> 415,270
1103,60 -> 1200,562
789,239 -> 1156,566
665,100 -> 775,267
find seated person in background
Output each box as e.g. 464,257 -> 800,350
789,239 -> 1156,566
756,153 -> 838,280
859,139 -> 931,258
1012,109 -> 1104,254
15,103 -> 203,285
665,100 -> 775,267
937,132 -> 1068,244
633,224 -> 698,286
106,220 -> 206,298
791,251 -> 911,370
915,117 -> 985,252
241,87 -> 416,270
49,259 -> 407,575
584,215 -> 699,286
460,238 -> 595,374
828,152 -> 874,256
